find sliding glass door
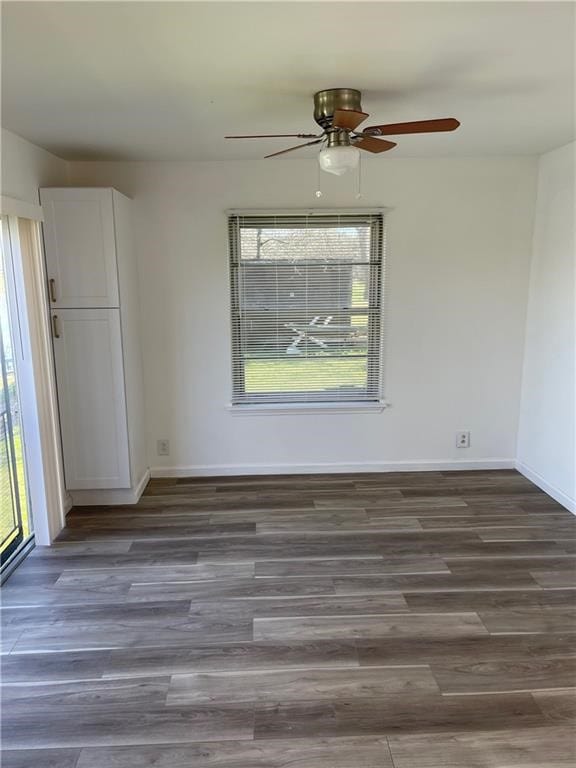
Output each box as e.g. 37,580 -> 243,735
0,218 -> 32,571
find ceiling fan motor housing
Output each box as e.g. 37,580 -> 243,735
313,88 -> 362,129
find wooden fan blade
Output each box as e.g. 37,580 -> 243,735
332,109 -> 369,131
226,133 -> 320,139
353,137 -> 397,154
362,118 -> 460,136
265,139 -> 323,159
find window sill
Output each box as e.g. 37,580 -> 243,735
227,401 -> 389,415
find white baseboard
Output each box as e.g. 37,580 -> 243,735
515,461 -> 576,514
150,458 -> 515,479
68,468 -> 150,508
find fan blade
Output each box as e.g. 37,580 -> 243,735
332,109 -> 369,131
362,118 -> 460,136
353,137 -> 397,154
265,139 -> 323,159
225,133 -> 320,139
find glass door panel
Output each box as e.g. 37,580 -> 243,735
0,220 -> 32,569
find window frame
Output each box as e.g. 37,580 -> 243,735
227,209 -> 388,413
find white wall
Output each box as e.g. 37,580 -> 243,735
517,142 -> 576,511
68,156 -> 538,475
1,128 -> 68,204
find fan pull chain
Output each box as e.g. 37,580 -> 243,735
315,160 -> 323,198
355,152 -> 363,200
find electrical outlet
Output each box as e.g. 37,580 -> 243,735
157,439 -> 170,456
456,431 -> 470,449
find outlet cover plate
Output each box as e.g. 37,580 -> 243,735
157,439 -> 170,456
456,431 -> 470,449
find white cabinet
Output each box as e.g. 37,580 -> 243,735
51,309 -> 130,489
41,188 -> 119,308
41,188 -> 147,502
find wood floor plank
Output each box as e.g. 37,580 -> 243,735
333,571 -> 540,593
319,496 -> 466,510
0,584 -> 131,607
435,541 -> 573,557
446,556 -> 576,573
65,512 -> 212,527
312,490 -> 405,505
387,726 -> 576,767
11,617 -> 253,652
190,593 -> 410,619
53,562 -> 254,587
1,626 -> 22,653
532,690 -> 576,724
29,540 -> 132,556
256,518 -> 423,533
2,704 -> 255,748
57,522 -> 256,541
402,485 -> 543,499
211,508 -> 370,524
465,501 -> 565,515
1,749 -> 81,768
104,641 -> 360,678
75,735 -> 394,768
431,657 -> 576,693
465,495 -> 565,510
2,676 -> 170,710
479,527 -> 576,541
1,599 -> 193,629
253,692 -> 547,739
480,609 -> 576,634
127,576 -> 336,601
531,569 -> 576,588
404,588 -> 576,613
130,493 -> 319,511
255,556 -> 449,578
168,666 -> 439,705
420,514 -> 575,529
366,505 -> 478,518
253,613 -> 488,641
1,649 -> 110,683
11,550 -> 202,572
357,635 -> 576,672
2,570 -> 60,588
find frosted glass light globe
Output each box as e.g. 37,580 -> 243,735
318,145 -> 360,176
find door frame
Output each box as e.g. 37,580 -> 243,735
0,199 -> 67,555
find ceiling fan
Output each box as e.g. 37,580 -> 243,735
226,88 -> 460,175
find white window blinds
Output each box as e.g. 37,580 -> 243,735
228,211 -> 385,406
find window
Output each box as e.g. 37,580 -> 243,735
228,211 -> 385,408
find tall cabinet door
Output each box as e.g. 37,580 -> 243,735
41,189 -> 119,308
51,309 -> 130,489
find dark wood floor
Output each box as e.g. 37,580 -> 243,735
1,469 -> 576,767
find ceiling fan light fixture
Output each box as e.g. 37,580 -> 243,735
225,88 -> 460,166
318,145 -> 360,176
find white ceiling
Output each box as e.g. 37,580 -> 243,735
2,1 -> 574,161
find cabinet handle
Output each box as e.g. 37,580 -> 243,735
49,278 -> 57,303
52,314 -> 60,339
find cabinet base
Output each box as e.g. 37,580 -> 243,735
67,469 -> 150,508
